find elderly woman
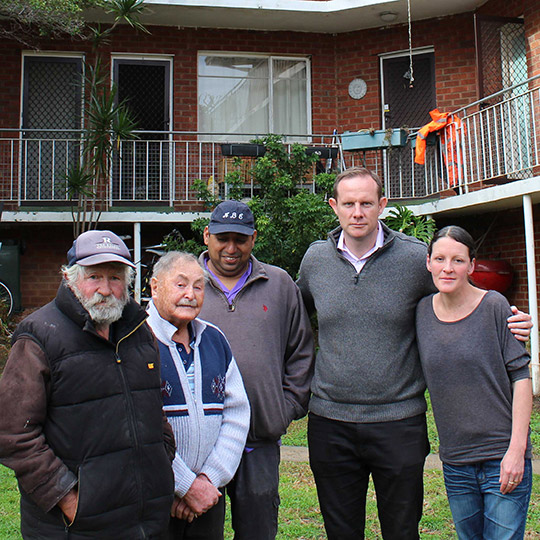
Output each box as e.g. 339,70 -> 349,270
416,225 -> 533,540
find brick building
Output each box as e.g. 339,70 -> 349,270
0,0 -> 539,387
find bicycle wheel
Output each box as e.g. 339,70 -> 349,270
0,281 -> 13,318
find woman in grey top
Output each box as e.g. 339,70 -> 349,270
416,226 -> 532,540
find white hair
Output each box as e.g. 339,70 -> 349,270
62,262 -> 135,288
151,251 -> 207,280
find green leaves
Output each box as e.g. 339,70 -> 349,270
383,204 -> 436,244
0,0 -> 148,45
60,1 -> 148,237
64,162 -> 96,199
0,0 -> 86,31
166,135 -> 337,277
105,0 -> 149,33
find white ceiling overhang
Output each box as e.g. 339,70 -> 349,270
87,0 -> 488,33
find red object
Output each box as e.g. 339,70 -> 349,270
470,259 -> 513,293
414,109 -> 465,186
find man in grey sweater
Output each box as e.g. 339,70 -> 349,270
296,167 -> 531,540
197,200 -> 314,540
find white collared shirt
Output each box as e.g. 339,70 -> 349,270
337,221 -> 385,273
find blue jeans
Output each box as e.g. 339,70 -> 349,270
443,459 -> 532,540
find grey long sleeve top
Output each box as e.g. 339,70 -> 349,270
416,290 -> 532,464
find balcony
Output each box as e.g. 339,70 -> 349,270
0,133 -> 341,214
1,78 -> 539,216
400,77 -> 540,201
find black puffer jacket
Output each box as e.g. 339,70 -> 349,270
10,285 -> 174,539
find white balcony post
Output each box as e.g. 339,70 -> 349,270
134,222 -> 142,304
523,194 -> 539,395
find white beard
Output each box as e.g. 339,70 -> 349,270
71,286 -> 128,326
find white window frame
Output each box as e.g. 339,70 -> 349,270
197,52 -> 312,141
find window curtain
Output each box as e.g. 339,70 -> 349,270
199,55 -> 308,141
272,59 -> 307,141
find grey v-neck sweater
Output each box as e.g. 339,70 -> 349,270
297,224 -> 435,423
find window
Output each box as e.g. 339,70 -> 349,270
198,54 -> 310,140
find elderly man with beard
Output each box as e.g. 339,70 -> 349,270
147,251 -> 250,540
0,230 -> 175,540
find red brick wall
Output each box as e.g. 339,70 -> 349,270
0,224 -> 76,308
477,0 -> 525,17
0,43 -> 24,130
334,13 -> 477,133
81,25 -> 339,135
0,13 -> 480,135
19,225 -> 74,307
524,0 -> 540,81
1,6 -> 540,308
11,207 -> 539,312
477,0 -> 540,81
2,6 -> 538,133
2,222 -> 191,309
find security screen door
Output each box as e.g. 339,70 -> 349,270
476,16 -> 529,180
112,59 -> 171,203
382,52 -> 436,198
21,56 -> 83,202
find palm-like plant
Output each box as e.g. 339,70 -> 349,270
383,204 -> 436,244
65,0 -> 148,237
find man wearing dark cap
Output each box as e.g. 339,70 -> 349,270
198,200 -> 314,539
0,230 -> 174,539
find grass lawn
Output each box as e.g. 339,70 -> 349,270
2,463 -> 539,539
1,395 -> 538,538
0,466 -> 21,539
224,464 -> 459,539
0,354 -> 538,539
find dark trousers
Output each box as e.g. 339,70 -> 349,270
226,443 -> 281,540
308,412 -> 430,540
165,490 -> 225,540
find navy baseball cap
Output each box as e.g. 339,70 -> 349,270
67,230 -> 135,268
208,200 -> 255,236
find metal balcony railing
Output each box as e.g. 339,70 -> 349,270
1,78 -> 538,208
447,77 -> 540,190
0,131 -> 340,206
344,77 -> 540,200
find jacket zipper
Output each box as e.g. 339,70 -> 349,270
114,319 -> 148,538
208,275 -> 252,312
